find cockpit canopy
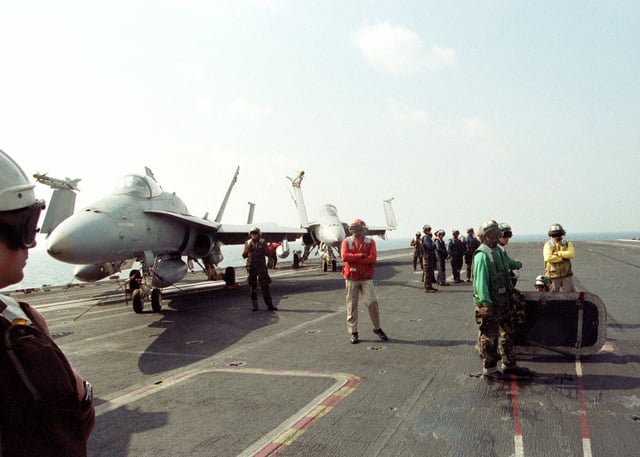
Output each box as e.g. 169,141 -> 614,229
114,174 -> 162,198
318,204 -> 339,218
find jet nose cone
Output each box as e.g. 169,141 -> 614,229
322,225 -> 346,245
47,210 -> 117,264
46,232 -> 73,260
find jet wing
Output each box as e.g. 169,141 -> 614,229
145,210 -> 306,245
366,226 -> 390,239
337,222 -> 390,240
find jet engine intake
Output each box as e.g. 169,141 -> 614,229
185,232 -> 215,259
152,256 -> 188,288
204,241 -> 224,266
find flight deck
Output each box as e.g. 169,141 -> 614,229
7,241 -> 640,456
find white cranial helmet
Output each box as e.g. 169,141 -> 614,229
0,149 -> 37,211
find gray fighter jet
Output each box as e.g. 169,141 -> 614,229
43,167 -> 305,313
286,171 -> 397,272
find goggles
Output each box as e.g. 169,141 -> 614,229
502,231 -> 513,239
0,200 -> 46,250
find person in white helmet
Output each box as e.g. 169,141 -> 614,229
544,223 -> 576,292
534,275 -> 551,292
420,225 -> 437,292
497,222 -> 526,347
0,149 -> 95,455
473,220 -> 531,379
463,227 -> 480,282
242,227 -> 277,311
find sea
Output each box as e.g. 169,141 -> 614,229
3,232 -> 638,293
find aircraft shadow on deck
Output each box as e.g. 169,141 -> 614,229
89,406 -> 167,457
136,262 -> 376,374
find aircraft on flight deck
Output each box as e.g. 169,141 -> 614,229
286,170 -> 397,272
42,166 -> 306,313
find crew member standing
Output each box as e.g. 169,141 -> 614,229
463,227 -> 480,282
0,149 -> 95,456
497,222 -> 526,346
340,219 -> 388,344
434,229 -> 449,286
410,231 -> 423,271
242,227 -> 277,311
267,242 -> 280,269
420,225 -> 437,292
473,220 -> 531,379
447,230 -> 465,283
543,223 -> 576,292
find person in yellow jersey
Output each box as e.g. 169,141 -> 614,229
543,223 -> 576,292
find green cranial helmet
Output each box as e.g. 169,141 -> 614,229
535,275 -> 551,286
548,223 -> 566,237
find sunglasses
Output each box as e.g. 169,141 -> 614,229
502,231 -> 513,238
0,200 -> 46,249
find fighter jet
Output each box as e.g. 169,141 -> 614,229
44,167 -> 306,313
286,171 -> 397,272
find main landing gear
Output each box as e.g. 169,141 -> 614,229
321,259 -> 337,272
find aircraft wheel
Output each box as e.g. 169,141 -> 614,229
132,289 -> 144,313
151,288 -> 162,312
331,260 -> 337,272
322,260 -> 328,272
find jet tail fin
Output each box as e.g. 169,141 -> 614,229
41,189 -> 77,235
383,198 -> 397,231
287,171 -> 310,228
40,189 -> 76,235
214,166 -> 240,223
247,202 -> 256,224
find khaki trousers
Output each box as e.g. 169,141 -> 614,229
345,279 -> 380,334
550,275 -> 576,292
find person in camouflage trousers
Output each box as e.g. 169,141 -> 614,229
242,227 -> 277,311
410,232 -> 423,271
473,220 -> 531,379
497,223 -> 526,344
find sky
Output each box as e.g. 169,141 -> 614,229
1,0 -> 639,241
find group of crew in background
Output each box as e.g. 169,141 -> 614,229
411,225 -> 480,293
410,222 -> 576,294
